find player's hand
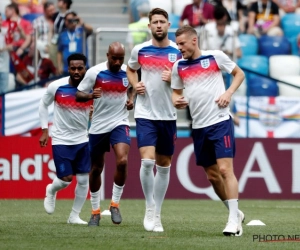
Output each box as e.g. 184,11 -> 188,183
39,130 -> 49,147
161,65 -> 171,83
135,81 -> 146,95
126,99 -> 134,110
174,96 -> 188,109
215,91 -> 231,108
92,88 -> 102,99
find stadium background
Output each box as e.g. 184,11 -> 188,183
1,0 -> 300,201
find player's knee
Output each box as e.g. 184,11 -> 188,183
60,175 -> 73,182
76,174 -> 89,186
218,165 -> 232,178
117,157 -> 128,171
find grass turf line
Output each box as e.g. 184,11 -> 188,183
0,199 -> 299,250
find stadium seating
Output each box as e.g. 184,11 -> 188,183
287,36 -> 299,56
149,0 -> 172,14
281,13 -> 300,38
269,55 -> 300,79
237,55 -> 269,76
277,76 -> 300,97
238,34 -> 258,56
22,13 -> 43,23
247,75 -> 279,96
258,35 -> 291,58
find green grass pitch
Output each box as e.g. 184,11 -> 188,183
0,199 -> 300,250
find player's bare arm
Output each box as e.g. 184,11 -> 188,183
161,65 -> 172,83
126,87 -> 135,110
126,66 -> 146,95
39,128 -> 49,147
215,65 -> 245,108
75,88 -> 102,102
172,89 -> 188,109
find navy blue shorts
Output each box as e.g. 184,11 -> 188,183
192,117 -> 235,167
52,142 -> 91,178
89,125 -> 131,158
136,118 -> 177,156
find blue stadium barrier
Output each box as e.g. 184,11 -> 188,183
238,34 -> 258,56
258,35 -> 291,58
247,75 -> 279,97
281,13 -> 300,38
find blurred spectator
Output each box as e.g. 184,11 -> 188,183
273,0 -> 300,15
202,5 -> 242,59
127,3 -> 150,50
57,11 -> 92,75
2,3 -> 33,57
11,0 -> 45,16
179,0 -> 215,28
33,1 -> 55,43
17,40 -> 56,85
222,0 -> 247,33
49,0 -> 73,68
0,13 -> 10,94
129,0 -> 149,23
247,0 -> 283,37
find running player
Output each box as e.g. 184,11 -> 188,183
171,25 -> 245,236
76,42 -> 134,226
126,8 -> 182,232
39,53 -> 92,224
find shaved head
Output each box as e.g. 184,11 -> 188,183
107,42 -> 125,72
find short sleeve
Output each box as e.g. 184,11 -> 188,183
127,45 -> 141,70
77,67 -> 98,93
213,50 -> 236,74
171,60 -> 184,90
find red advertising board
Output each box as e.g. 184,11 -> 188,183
1,137 -> 300,199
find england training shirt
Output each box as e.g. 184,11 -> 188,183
39,77 -> 92,145
128,40 -> 182,120
171,50 -> 236,129
77,62 -> 130,134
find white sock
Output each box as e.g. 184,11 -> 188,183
228,199 -> 239,224
70,174 -> 89,217
90,189 -> 101,211
154,165 -> 170,214
49,177 -> 70,194
140,159 -> 155,207
112,183 -> 124,204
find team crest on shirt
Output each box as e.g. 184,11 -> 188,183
122,78 -> 129,87
168,53 -> 177,63
200,59 -> 210,69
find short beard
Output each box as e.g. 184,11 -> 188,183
152,31 -> 167,41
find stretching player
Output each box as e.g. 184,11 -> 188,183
171,25 -> 245,236
126,8 -> 182,232
76,42 -> 134,226
39,53 -> 92,224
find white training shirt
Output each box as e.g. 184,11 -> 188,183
39,77 -> 92,145
77,62 -> 130,134
171,50 -> 236,129
128,39 -> 182,120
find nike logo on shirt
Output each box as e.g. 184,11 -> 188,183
102,80 -> 111,83
144,55 -> 153,57
62,94 -> 70,97
182,66 -> 189,71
